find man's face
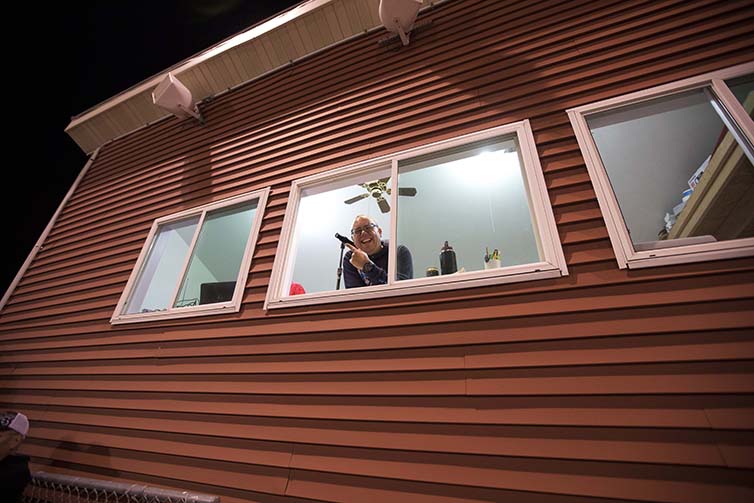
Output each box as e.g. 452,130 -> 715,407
351,217 -> 382,255
0,430 -> 22,459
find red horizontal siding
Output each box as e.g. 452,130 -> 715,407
3,0 -> 754,501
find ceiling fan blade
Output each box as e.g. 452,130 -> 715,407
377,177 -> 391,184
377,196 -> 390,213
344,193 -> 369,204
398,187 -> 417,196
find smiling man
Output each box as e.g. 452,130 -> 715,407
343,215 -> 413,288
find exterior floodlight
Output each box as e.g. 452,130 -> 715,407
379,0 -> 423,46
152,72 -> 204,124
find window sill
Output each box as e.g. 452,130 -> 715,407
624,238 -> 754,269
265,262 -> 565,309
110,302 -> 240,325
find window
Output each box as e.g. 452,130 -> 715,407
111,188 -> 270,323
568,62 -> 754,269
726,73 -> 754,109
265,120 -> 567,308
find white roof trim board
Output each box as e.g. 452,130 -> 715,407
65,0 -> 438,155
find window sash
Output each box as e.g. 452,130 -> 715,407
167,210 -> 207,309
567,61 -> 754,269
111,188 -> 270,324
265,120 -> 568,309
124,215 -> 200,314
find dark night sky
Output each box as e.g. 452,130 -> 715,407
2,1 -> 302,299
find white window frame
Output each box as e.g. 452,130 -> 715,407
111,188 -> 270,324
265,120 -> 568,309
567,61 -> 754,270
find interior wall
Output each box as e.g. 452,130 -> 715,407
397,149 -> 539,276
177,205 -> 257,303
588,91 -> 724,243
128,218 -> 197,313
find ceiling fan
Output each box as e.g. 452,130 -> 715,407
343,177 -> 417,213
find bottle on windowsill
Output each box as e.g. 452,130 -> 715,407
440,240 -> 458,275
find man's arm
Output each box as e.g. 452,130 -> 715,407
342,251 -> 364,288
396,245 -> 414,280
362,261 -> 387,285
346,245 -> 387,286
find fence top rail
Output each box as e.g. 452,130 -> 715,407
32,471 -> 220,503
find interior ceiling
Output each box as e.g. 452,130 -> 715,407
65,0 -> 437,155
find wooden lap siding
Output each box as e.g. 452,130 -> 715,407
2,0 -> 754,502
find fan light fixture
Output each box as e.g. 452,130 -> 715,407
344,177 -> 417,213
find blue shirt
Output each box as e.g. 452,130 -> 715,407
343,240 -> 413,288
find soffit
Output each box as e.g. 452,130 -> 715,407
66,0 -> 435,155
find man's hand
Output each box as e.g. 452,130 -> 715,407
346,244 -> 370,270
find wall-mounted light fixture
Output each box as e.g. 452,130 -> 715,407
379,0 -> 423,46
152,72 -> 204,124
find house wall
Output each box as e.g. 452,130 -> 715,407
2,0 -> 754,501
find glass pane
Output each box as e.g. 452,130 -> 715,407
725,74 -> 754,111
126,216 -> 199,314
287,168 -> 393,294
396,135 -> 541,280
587,88 -> 754,250
173,200 -> 258,307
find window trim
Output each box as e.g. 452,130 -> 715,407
567,61 -> 754,269
111,187 -> 270,324
265,120 -> 568,309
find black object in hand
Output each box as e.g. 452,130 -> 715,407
335,233 -> 355,246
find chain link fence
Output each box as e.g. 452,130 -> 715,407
24,471 -> 220,503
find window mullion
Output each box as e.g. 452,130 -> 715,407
280,181 -> 302,296
387,157 -> 398,285
519,119 -> 568,273
168,210 -> 207,309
